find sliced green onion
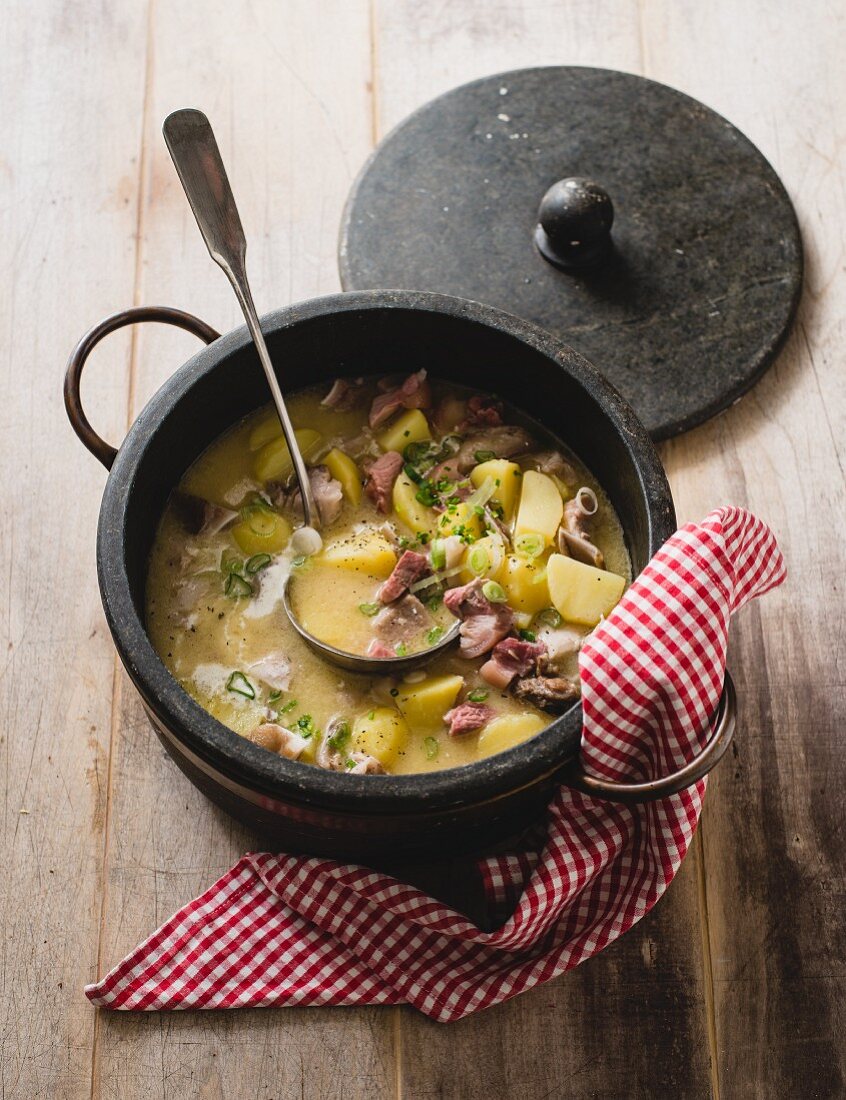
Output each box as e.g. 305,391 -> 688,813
297,714 -> 316,737
482,580 -> 507,603
518,629 -> 537,643
430,538 -> 447,571
395,642 -> 408,657
242,499 -> 280,539
245,553 -> 272,573
291,554 -> 308,569
368,709 -> 376,721
538,607 -> 562,627
426,626 -> 444,646
220,549 -> 243,574
415,481 -> 439,507
531,567 -> 548,587
474,449 -> 496,463
426,593 -> 443,612
359,602 -> 380,616
515,533 -> 545,559
267,689 -> 282,703
224,572 -> 253,598
226,671 -> 255,699
424,736 -> 439,760
468,545 -> 490,576
403,462 -> 424,484
468,689 -> 489,702
280,698 -> 297,713
466,475 -> 496,510
327,720 -> 351,751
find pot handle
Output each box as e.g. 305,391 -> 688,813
64,306 -> 220,470
558,670 -> 736,804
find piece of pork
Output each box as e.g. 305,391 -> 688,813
379,550 -> 432,604
248,722 -> 310,759
247,652 -> 293,693
535,626 -> 583,672
364,451 -> 403,513
321,376 -> 365,410
523,450 -> 577,484
480,637 -> 546,690
285,466 -> 344,526
366,639 -> 397,659
444,701 -> 496,737
171,491 -> 238,538
348,752 -> 385,775
433,394 -> 467,434
455,426 -> 533,473
512,675 -> 579,713
372,593 -> 430,647
458,395 -> 504,430
443,578 -> 514,659
559,486 -> 604,569
368,369 -> 432,429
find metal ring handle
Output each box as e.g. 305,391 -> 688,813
559,670 -> 737,803
64,305 -> 220,470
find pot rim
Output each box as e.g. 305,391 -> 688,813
97,288 -> 675,815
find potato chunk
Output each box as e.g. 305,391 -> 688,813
514,470 -> 564,546
376,408 -> 432,453
352,707 -> 410,768
321,529 -> 397,578
396,674 -> 464,731
477,713 -> 547,757
393,470 -> 436,535
252,428 -> 322,483
436,501 -> 484,541
500,554 -> 550,614
546,553 -> 626,627
470,459 -> 522,521
323,447 -> 362,506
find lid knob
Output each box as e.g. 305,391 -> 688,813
534,177 -> 614,270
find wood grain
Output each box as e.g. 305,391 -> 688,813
0,3 -> 148,1096
2,0 -> 845,1097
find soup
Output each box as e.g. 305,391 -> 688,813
146,372 -> 630,775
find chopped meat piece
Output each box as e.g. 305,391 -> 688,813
512,675 -> 579,713
480,637 -> 546,689
535,626 -> 583,671
349,752 -> 385,775
433,395 -> 467,433
369,369 -> 432,428
456,426 -> 533,473
321,376 -> 365,409
560,487 -> 604,568
429,457 -> 464,483
459,395 -> 504,430
366,639 -> 396,659
524,450 -> 577,483
171,491 -> 238,537
248,722 -> 310,759
247,652 -> 293,693
372,593 -> 430,647
379,550 -> 432,604
364,451 -> 403,513
443,578 -> 514,658
286,466 -> 344,526
444,701 -> 496,736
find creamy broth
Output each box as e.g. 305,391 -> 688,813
146,376 -> 630,774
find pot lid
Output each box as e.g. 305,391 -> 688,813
339,67 -> 802,440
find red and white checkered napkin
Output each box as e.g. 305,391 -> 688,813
86,507 -> 784,1022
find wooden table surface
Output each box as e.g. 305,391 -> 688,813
3,1 -> 844,1096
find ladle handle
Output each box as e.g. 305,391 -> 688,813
162,108 -> 318,528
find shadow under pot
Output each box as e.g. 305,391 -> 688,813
65,289 -> 735,862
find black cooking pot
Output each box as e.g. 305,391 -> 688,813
65,290 -> 735,861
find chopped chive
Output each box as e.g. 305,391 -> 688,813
426,593 -> 443,612
367,709 -> 376,721
245,553 -> 272,573
426,626 -> 444,646
468,689 -> 489,703
518,629 -> 537,643
296,714 -> 316,737
394,642 -> 408,657
424,736 -> 439,760
226,671 -> 255,699
280,698 -> 298,714
327,720 -> 351,751
359,602 -> 380,616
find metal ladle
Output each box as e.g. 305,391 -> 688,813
163,109 -> 459,674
